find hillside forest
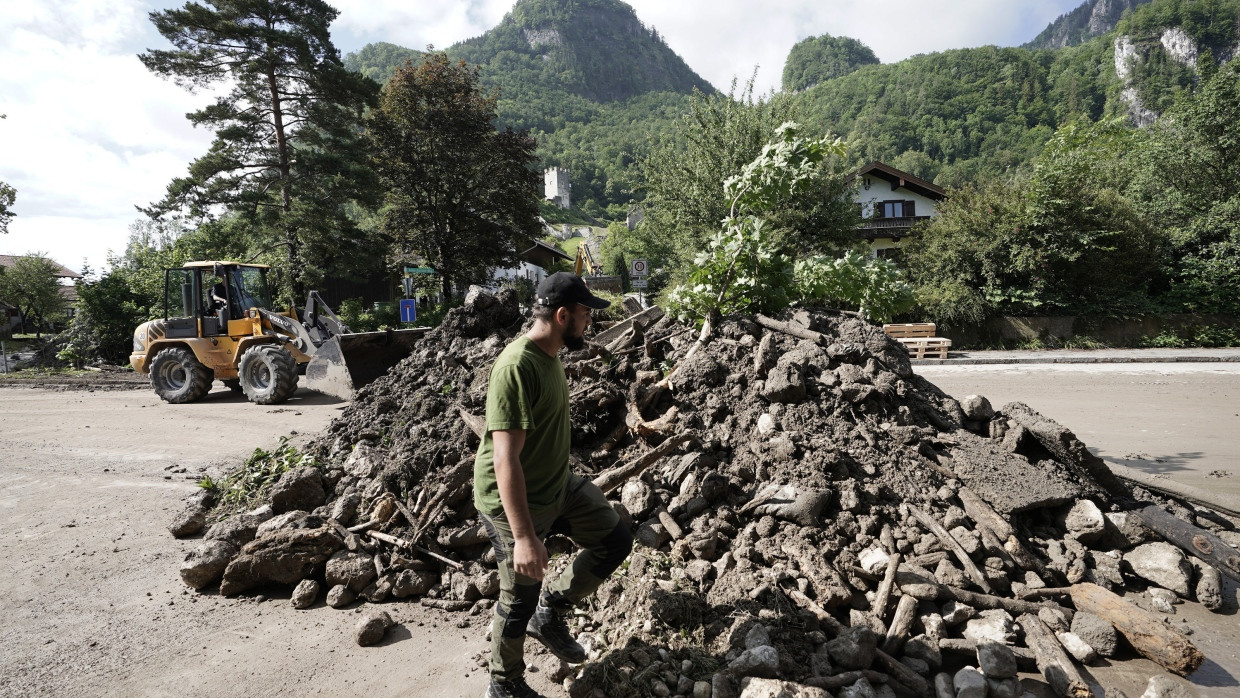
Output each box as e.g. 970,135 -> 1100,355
51,0 -> 1240,363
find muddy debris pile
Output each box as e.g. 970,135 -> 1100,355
172,287 -> 1240,697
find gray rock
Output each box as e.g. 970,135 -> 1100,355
839,677 -> 878,698
256,509 -> 308,537
744,624 -> 771,650
621,480 -> 657,520
959,395 -> 994,421
964,609 -> 1015,645
1148,587 -> 1179,613
904,635 -> 942,669
325,550 -> 377,592
169,502 -> 209,538
291,579 -> 320,609
204,514 -> 263,548
948,527 -> 981,556
976,642 -> 1017,678
728,645 -> 779,678
1063,500 -> 1106,543
810,645 -> 833,677
219,527 -> 343,596
1104,512 -> 1152,549
952,666 -> 987,698
1192,560 -> 1224,611
693,681 -> 712,698
354,610 -> 393,646
270,466 -> 325,514
987,677 -> 1019,698
473,570 -> 501,597
180,539 -> 238,590
751,483 -> 830,526
762,362 -> 807,404
934,673 -> 953,698
1086,550 -> 1125,590
1125,542 -> 1192,596
1056,632 -> 1098,663
329,492 -> 361,524
901,656 -> 931,676
360,575 -> 393,603
826,626 -> 878,670
1070,611 -> 1118,657
738,678 -> 829,698
326,584 -> 355,608
942,601 -> 975,625
713,672 -> 739,698
1140,675 -> 1198,698
391,569 -> 436,598
1038,606 -> 1069,634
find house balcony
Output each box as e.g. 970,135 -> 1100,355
856,215 -> 932,241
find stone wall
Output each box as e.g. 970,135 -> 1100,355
946,313 -> 1238,348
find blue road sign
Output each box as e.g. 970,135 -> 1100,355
399,299 -> 417,323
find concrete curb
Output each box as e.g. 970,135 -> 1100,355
913,354 -> 1240,366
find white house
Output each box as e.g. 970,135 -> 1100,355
846,162 -> 947,258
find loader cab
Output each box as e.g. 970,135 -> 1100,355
163,262 -> 273,338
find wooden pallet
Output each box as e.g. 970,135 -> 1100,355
897,337 -> 952,359
883,322 -> 936,339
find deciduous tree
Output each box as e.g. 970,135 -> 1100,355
0,254 -> 66,338
140,0 -> 380,300
367,52 -> 543,299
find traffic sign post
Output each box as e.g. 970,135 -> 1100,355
399,299 -> 417,324
630,278 -> 649,289
629,259 -> 649,305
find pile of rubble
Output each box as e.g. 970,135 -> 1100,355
171,288 -> 1240,698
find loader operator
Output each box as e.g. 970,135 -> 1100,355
473,272 -> 633,698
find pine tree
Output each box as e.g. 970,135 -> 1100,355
140,0 -> 380,300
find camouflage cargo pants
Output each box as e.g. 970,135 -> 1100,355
479,472 -> 633,681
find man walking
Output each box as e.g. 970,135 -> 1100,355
474,273 -> 634,698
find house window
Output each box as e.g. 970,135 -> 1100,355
877,200 -> 915,218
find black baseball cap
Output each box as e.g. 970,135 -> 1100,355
535,272 -> 611,309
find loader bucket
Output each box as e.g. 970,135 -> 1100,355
305,328 -> 429,400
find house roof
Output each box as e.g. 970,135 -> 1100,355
522,239 -> 572,262
0,254 -> 83,279
846,162 -> 946,200
58,285 -> 79,304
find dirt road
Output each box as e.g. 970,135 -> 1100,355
0,386 -> 520,698
2,368 -> 1238,697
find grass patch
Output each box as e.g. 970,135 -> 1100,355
199,436 -> 319,517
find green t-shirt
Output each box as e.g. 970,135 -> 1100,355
473,336 -> 571,516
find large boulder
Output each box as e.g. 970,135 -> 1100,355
1124,542 -> 1192,597
180,540 -> 238,590
218,527 -> 342,596
204,514 -> 264,548
355,610 -> 394,646
269,467 -> 325,514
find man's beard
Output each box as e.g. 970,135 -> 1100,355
562,316 -> 586,351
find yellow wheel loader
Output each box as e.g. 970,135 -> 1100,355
130,261 -> 425,404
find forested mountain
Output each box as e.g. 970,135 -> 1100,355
782,34 -> 881,92
1025,0 -> 1153,49
345,0 -> 1240,213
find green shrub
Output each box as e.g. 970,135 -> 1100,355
794,251 -> 916,324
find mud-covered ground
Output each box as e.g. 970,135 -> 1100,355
1,366 -> 1238,697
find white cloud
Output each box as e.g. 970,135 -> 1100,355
1,0 -> 214,273
0,0 -> 1085,273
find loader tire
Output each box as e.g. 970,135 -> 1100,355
238,345 -> 299,405
150,347 -> 214,404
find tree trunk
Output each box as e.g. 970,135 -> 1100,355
265,34 -> 300,302
1067,583 -> 1204,676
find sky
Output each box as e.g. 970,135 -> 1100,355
0,0 -> 1087,276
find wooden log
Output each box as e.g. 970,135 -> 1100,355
882,594 -> 918,654
591,433 -> 697,494
657,510 -> 683,540
366,530 -> 464,570
421,598 -> 472,611
933,583 -> 1066,618
782,587 -> 930,697
906,505 -> 993,594
1067,583 -> 1204,676
1133,504 -> 1240,582
373,553 -> 385,578
957,487 -> 1013,539
1017,613 -> 1091,698
754,313 -> 829,344
873,552 -> 901,620
458,408 -> 485,439
783,540 -> 856,608
1109,462 -> 1240,517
